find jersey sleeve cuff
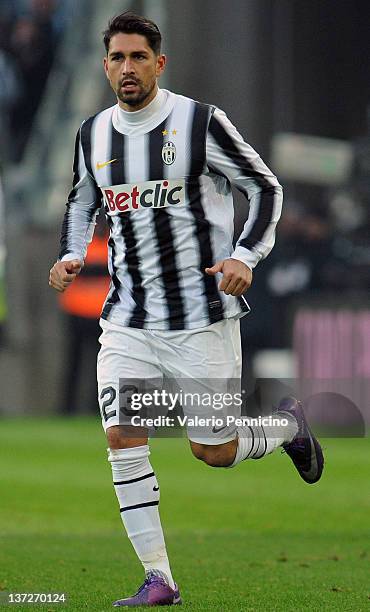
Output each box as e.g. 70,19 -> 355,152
230,246 -> 260,270
59,253 -> 84,263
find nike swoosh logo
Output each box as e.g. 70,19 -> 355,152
212,425 -> 227,434
96,158 -> 118,170
153,485 -> 159,491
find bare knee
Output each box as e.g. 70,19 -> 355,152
106,425 -> 148,449
189,440 -> 237,467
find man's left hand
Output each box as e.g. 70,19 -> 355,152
205,258 -> 253,296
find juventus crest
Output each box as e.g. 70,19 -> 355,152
162,141 -> 176,165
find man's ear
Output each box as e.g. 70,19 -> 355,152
103,57 -> 109,79
156,54 -> 166,77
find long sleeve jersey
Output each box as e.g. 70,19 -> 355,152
59,89 -> 283,330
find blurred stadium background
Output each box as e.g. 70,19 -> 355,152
1,2 -> 370,610
0,0 -> 369,427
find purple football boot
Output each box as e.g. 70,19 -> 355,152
113,572 -> 182,607
279,397 -> 324,484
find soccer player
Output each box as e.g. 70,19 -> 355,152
49,12 -> 324,607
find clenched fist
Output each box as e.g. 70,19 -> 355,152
205,258 -> 252,296
49,259 -> 84,292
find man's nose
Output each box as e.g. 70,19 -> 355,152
122,58 -> 135,74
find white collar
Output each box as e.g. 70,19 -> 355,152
114,88 -> 168,129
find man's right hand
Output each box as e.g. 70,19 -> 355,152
49,259 -> 83,292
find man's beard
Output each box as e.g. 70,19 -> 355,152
116,80 -> 156,108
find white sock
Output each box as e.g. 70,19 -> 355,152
228,412 -> 298,467
108,445 -> 175,589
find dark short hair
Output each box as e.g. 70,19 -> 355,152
103,12 -> 162,55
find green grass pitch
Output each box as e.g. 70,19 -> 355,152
0,418 -> 369,611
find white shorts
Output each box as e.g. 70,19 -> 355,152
97,317 -> 242,445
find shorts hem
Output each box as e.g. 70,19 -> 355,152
186,433 -> 237,446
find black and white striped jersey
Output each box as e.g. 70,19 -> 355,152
59,89 -> 283,330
